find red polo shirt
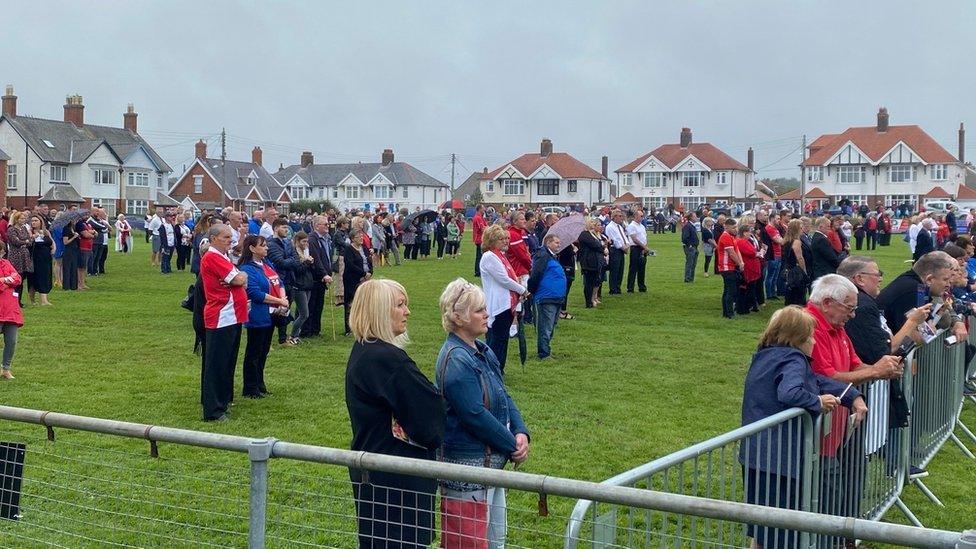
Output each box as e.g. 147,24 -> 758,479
806,301 -> 862,456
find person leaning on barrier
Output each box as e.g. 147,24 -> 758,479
345,279 -> 445,549
877,251 -> 965,342
436,278 -> 530,549
739,305 -> 862,549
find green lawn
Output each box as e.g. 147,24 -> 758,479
0,230 -> 973,547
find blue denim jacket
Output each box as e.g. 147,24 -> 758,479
435,333 -> 529,460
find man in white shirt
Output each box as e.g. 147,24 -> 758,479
227,211 -> 244,264
625,210 -> 649,293
146,208 -> 163,266
605,209 -> 631,294
260,207 -> 276,239
160,211 -> 177,274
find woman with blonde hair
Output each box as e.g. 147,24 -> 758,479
577,217 -> 606,308
6,210 -> 33,306
345,279 -> 444,548
435,278 -> 529,547
781,219 -> 811,306
27,214 -> 54,306
478,224 -> 528,373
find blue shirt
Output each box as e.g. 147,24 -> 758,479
240,259 -> 280,328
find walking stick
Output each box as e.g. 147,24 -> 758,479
328,284 -> 337,341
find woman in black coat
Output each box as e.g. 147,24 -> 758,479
345,279 -> 444,548
577,219 -> 606,308
343,228 -> 373,336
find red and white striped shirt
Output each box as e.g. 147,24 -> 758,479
201,248 -> 249,329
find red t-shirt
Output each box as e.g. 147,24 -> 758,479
764,223 -> 782,259
76,221 -> 94,251
806,302 -> 863,456
472,214 -> 487,245
717,231 -> 737,272
505,226 -> 531,277
201,248 -> 249,329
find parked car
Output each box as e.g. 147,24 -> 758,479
923,200 -> 959,213
540,205 -> 568,215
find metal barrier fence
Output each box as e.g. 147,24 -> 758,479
566,329 -> 976,548
0,406 -> 971,548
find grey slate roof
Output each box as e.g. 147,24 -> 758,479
452,172 -> 482,200
1,115 -> 172,172
0,147 -> 9,162
202,158 -> 286,201
155,193 -> 180,206
274,162 -> 448,189
38,184 -> 85,203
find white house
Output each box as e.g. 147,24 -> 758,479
274,149 -> 449,212
615,128 -> 755,212
480,139 -> 608,209
800,108 -> 966,208
0,87 -> 173,216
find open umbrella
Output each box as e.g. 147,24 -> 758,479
543,213 -> 587,253
402,209 -> 437,226
438,198 -> 465,210
51,208 -> 91,231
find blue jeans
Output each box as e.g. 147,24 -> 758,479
765,258 -> 781,299
160,247 -> 173,273
535,301 -> 561,358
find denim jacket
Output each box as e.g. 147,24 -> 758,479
435,333 -> 529,460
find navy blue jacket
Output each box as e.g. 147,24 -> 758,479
739,346 -> 860,478
435,333 -> 529,460
267,236 -> 299,287
240,259 -> 281,328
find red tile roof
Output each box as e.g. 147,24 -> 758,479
613,192 -> 638,205
956,185 -> 976,199
483,152 -> 604,180
805,187 -> 829,199
924,186 -> 952,199
803,125 -> 957,166
779,188 -> 801,200
616,143 -> 750,173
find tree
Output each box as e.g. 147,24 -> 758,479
290,199 -> 337,214
467,188 -> 484,207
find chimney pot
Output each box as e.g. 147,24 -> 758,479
540,138 -> 553,157
680,127 -> 692,148
382,148 -> 394,165
747,147 -> 754,171
959,122 -> 966,164
301,151 -> 314,167
252,146 -> 263,167
877,107 -> 889,132
195,139 -> 207,159
123,103 -> 138,133
1,85 -> 15,118
63,94 -> 85,126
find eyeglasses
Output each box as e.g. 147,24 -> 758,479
859,270 -> 883,278
832,299 -> 857,313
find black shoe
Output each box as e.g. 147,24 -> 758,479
205,414 -> 229,422
626,289 -> 634,293
638,288 -> 647,293
260,389 -> 273,396
909,465 -> 928,478
243,393 -> 265,399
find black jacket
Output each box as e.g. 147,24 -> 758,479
681,223 -> 700,248
913,230 -> 935,262
343,245 -> 373,286
157,223 -> 181,250
877,269 -> 925,335
307,231 -> 335,281
288,247 -> 316,291
577,231 -> 604,272
810,231 -> 840,280
267,236 -> 299,287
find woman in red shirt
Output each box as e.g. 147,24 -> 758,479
735,225 -> 762,315
0,240 -> 24,380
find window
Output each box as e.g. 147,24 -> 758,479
402,186 -> 409,198
93,168 -> 115,186
886,194 -> 913,206
536,179 -> 559,195
503,178 -> 525,196
346,185 -> 360,199
5,165 -> 15,190
836,165 -> 865,184
91,199 -> 116,218
193,175 -> 203,194
714,171 -> 728,186
642,172 -> 664,188
642,196 -> 666,210
332,188 -> 339,199
680,196 -> 705,210
42,139 -> 55,148
807,166 -> 823,182
126,199 -> 149,216
374,185 -> 392,200
568,180 -> 578,193
681,171 -> 702,187
835,195 -> 866,206
127,171 -> 150,187
50,165 -> 68,183
931,164 -> 947,181
888,164 -> 916,183
485,180 -> 494,193
621,173 -> 633,186
157,175 -> 163,189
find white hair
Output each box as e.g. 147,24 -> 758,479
809,274 -> 857,305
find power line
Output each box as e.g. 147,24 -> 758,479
756,143 -> 803,172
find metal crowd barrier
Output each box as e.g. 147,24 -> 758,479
566,330 -> 976,548
0,406 -> 970,548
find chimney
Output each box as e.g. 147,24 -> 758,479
747,147 -> 754,171
959,123 -> 966,164
540,138 -> 553,157
877,107 -> 889,132
680,127 -> 692,148
251,146 -> 263,167
279,162 -> 284,171
482,167 -> 488,178
63,94 -> 85,126
601,155 -> 608,177
123,103 -> 138,133
382,148 -> 394,165
300,151 -> 314,167
2,85 -> 16,117
195,139 -> 207,159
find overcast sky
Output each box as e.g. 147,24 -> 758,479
4,1 -> 975,183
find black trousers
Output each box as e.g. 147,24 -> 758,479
445,241 -> 459,256
474,244 -> 482,276
720,271 -> 737,318
62,247 -> 79,290
202,324 -> 242,420
277,286 -> 292,344
563,275 -> 574,312
304,281 -> 326,337
608,248 -> 625,293
243,326 -> 273,396
420,239 -> 431,256
627,248 -> 646,292
88,243 -> 104,275
485,309 -> 514,374
344,281 -> 361,335
582,269 -> 600,308
176,244 -> 191,271
353,481 -> 434,549
435,237 -> 446,258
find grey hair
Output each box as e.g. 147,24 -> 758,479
913,251 -> 956,278
809,274 -> 857,305
208,224 -> 229,240
837,255 -> 877,280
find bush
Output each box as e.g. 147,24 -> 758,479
290,199 -> 337,214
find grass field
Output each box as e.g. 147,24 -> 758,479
0,229 -> 973,547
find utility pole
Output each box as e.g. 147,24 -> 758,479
220,128 -> 227,208
450,153 -> 456,190
799,134 -> 807,210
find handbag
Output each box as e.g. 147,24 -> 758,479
781,265 -> 807,290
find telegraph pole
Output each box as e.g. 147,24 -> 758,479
220,128 -> 227,208
450,153 -> 456,190
799,134 -> 807,209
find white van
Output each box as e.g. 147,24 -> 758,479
923,200 -> 958,213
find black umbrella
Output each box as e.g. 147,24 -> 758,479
402,209 -> 437,226
51,209 -> 91,231
517,311 -> 527,369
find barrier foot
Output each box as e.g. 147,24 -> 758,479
950,433 -> 976,459
894,497 -> 924,527
968,395 -> 976,406
911,478 -> 945,507
958,418 -> 976,446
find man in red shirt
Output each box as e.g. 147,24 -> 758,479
472,204 -> 487,278
506,212 -> 531,280
759,211 -> 784,300
200,224 -> 249,422
716,218 -> 742,318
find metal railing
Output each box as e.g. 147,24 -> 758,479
565,329 -> 976,548
0,405 -> 971,548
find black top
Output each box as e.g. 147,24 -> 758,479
558,244 -> 576,276
577,230 -> 604,272
681,222 -> 699,247
913,230 -> 935,262
876,269 -> 925,335
701,227 -> 714,245
343,244 -> 373,285
810,232 -> 840,280
845,288 -> 892,365
345,340 -> 445,487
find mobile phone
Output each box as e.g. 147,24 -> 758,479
894,337 -> 917,358
945,335 -> 958,346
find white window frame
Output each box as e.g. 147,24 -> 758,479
931,164 -> 947,181
836,165 -> 864,184
50,165 -> 68,184
93,168 -> 116,186
807,166 -> 823,182
642,196 -> 666,210
193,175 -> 203,194
374,184 -> 393,200
346,185 -> 360,200
126,199 -> 149,216
714,171 -> 728,186
680,196 -> 705,210
402,186 -> 409,198
642,172 -> 664,188
888,164 -> 915,183
536,179 -> 559,196
156,175 -> 163,188
485,180 -> 494,193
621,173 -> 633,187
127,171 -> 150,187
681,171 -> 702,187
502,178 -> 525,196
567,179 -> 578,193
5,165 -> 15,190
835,194 -> 866,206
332,187 -> 339,199
885,194 -> 913,206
